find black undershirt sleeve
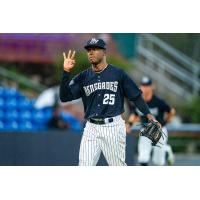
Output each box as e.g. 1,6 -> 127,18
59,71 -> 78,102
61,71 -> 82,101
127,100 -> 139,116
133,95 -> 151,116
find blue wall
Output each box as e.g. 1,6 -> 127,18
0,131 -> 137,166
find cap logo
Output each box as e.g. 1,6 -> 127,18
90,38 -> 99,44
142,76 -> 149,83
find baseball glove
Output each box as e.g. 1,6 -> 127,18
139,120 -> 166,147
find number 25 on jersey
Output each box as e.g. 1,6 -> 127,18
103,94 -> 115,105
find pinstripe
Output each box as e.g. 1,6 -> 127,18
114,123 -> 119,165
97,124 -> 101,165
79,122 -> 99,166
112,124 -> 116,165
101,121 -> 112,165
100,125 -> 106,163
111,125 -> 115,165
108,125 -> 111,165
86,123 -> 90,165
79,115 -> 127,166
93,137 -> 100,165
105,125 -> 112,165
104,124 -> 114,165
118,123 -> 122,165
105,126 -> 111,164
119,123 -> 124,164
121,121 -> 127,165
91,122 -> 100,165
93,124 -> 101,165
99,125 -> 103,163
121,123 -> 126,165
108,125 -> 113,165
100,124 -> 105,164
88,128 -> 91,165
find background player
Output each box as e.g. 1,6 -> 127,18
129,76 -> 176,166
59,38 -> 159,166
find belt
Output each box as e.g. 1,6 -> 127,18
89,117 -> 113,125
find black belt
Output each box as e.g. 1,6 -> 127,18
88,117 -> 113,125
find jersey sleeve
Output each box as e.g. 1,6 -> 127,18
59,71 -> 82,102
121,71 -> 142,101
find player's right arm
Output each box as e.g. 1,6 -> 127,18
59,50 -> 82,102
164,107 -> 176,123
159,98 -> 176,123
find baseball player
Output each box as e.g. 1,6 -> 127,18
128,76 -> 176,166
59,38 -> 159,166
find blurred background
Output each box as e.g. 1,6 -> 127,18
0,33 -> 199,165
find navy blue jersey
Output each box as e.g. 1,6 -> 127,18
60,64 -> 142,119
130,94 -> 171,126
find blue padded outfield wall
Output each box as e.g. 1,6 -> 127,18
0,86 -> 137,165
0,131 -> 137,166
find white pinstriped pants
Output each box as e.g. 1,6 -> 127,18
79,115 -> 127,166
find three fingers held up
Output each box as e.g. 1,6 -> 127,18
63,50 -> 76,72
63,50 -> 76,60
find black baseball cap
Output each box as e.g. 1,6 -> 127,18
84,38 -> 106,50
140,76 -> 152,86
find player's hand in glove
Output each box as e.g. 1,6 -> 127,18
139,114 -> 165,147
63,50 -> 76,72
146,113 -> 162,128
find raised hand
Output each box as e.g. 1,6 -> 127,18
63,50 -> 76,72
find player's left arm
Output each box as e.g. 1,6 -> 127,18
121,71 -> 160,126
133,96 -> 158,124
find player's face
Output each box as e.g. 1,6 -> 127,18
86,47 -> 105,65
140,85 -> 153,96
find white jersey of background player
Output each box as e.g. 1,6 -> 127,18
129,77 -> 176,166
